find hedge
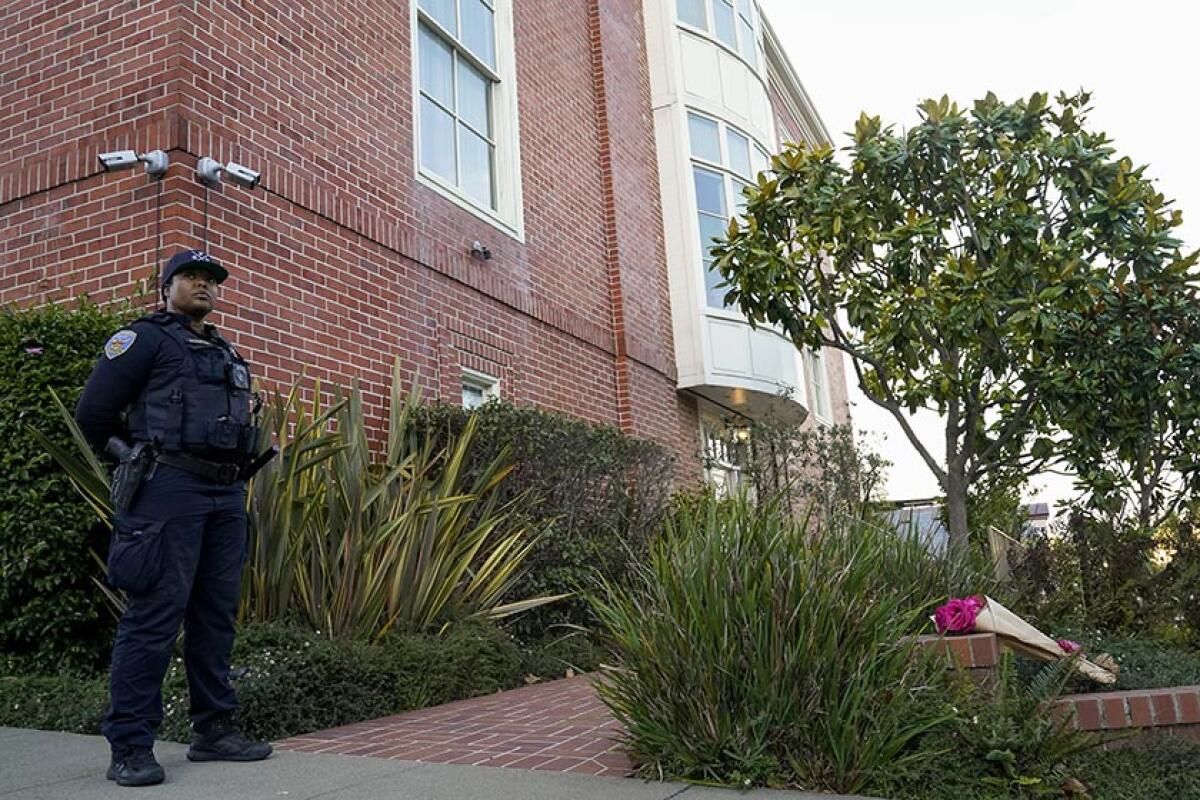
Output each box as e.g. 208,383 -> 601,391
408,401 -> 675,639
0,301 -> 135,674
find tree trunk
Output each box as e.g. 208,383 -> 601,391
945,467 -> 970,559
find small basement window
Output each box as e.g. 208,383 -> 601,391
461,368 -> 500,410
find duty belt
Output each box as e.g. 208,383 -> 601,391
156,452 -> 242,484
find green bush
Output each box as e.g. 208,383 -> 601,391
0,620 -> 527,743
0,301 -> 135,674
1008,511 -> 1194,640
408,401 -> 674,639
1068,736 -> 1200,799
590,490 -> 953,795
0,673 -> 108,734
880,657 -> 1100,800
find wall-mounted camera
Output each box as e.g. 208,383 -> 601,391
98,149 -> 169,177
196,157 -> 260,189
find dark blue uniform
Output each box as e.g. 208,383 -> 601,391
76,310 -> 257,751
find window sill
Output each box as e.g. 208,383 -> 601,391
416,170 -> 525,244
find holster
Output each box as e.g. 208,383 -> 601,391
107,437 -> 157,514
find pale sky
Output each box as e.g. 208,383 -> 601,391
759,0 -> 1200,511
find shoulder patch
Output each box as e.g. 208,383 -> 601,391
104,330 -> 138,360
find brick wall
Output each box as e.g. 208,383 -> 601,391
921,632 -> 1200,749
0,0 -> 703,478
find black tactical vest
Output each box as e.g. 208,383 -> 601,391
127,313 -> 256,459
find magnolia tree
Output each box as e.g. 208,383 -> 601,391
1045,277 -> 1200,529
712,91 -> 1196,554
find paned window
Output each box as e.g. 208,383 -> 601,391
461,369 -> 500,410
701,417 -> 748,496
416,0 -> 521,230
687,111 -> 771,308
675,0 -> 761,68
807,349 -> 831,421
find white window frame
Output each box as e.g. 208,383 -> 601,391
675,0 -> 764,73
687,110 -> 771,311
806,348 -> 832,424
412,0 -> 525,241
700,414 -> 746,496
461,367 -> 501,410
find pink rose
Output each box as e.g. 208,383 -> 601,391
934,597 -> 982,634
1057,639 -> 1081,654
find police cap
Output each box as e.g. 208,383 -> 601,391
162,250 -> 229,287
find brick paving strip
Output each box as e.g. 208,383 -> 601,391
277,674 -> 634,776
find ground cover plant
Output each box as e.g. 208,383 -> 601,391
0,619 -> 538,743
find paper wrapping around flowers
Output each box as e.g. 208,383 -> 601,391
972,595 -> 1116,685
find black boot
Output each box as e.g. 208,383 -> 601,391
106,746 -> 165,786
187,713 -> 272,762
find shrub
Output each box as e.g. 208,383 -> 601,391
1,620 -> 527,743
741,419 -> 888,520
0,301 -> 134,674
0,674 -> 108,734
590,490 -> 953,794
1008,510 -> 1197,640
1067,736 -> 1200,799
408,400 -> 674,639
880,657 -> 1100,800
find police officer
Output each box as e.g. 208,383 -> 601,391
75,249 -> 271,787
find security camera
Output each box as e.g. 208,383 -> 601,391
196,157 -> 260,189
224,162 -> 260,189
99,149 -> 170,177
98,150 -> 139,170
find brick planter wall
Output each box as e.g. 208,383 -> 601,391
917,632 -> 1000,687
1056,686 -> 1200,749
920,631 -> 1200,748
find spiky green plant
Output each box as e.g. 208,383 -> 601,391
30,389 -> 123,614
39,361 -> 563,641
590,489 -> 953,794
239,377 -> 346,623
242,359 -> 565,640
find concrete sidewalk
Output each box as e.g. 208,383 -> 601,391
0,727 -> 879,800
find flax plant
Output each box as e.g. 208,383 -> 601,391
31,389 -> 124,614
244,360 -> 562,640
591,490 -> 953,794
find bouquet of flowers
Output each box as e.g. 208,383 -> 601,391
933,595 -> 1116,685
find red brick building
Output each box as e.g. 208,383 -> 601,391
0,0 -> 849,483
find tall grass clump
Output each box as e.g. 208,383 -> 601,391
591,491 -> 953,794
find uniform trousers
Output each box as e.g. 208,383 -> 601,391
101,463 -> 247,749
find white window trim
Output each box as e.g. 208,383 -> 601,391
806,348 -> 833,425
412,0 -> 525,242
461,367 -> 501,409
675,0 -> 764,77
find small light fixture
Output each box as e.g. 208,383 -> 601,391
723,418 -> 751,444
470,240 -> 492,261
98,149 -> 169,178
